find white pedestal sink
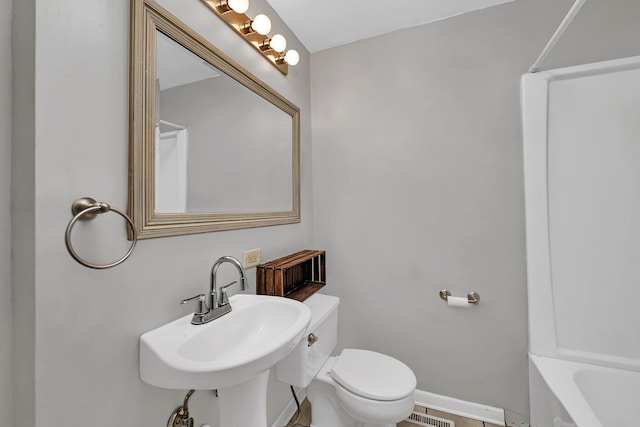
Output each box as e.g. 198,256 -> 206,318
140,294 -> 311,427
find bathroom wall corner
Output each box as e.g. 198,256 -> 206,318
10,0 -> 37,425
1,0 -> 14,424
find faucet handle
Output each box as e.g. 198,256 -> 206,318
218,281 -> 239,306
181,294 -> 209,315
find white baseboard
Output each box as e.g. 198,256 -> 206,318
271,388 -> 307,427
272,388 -> 506,427
414,389 -> 505,425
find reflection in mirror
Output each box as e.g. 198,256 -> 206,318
129,0 -> 300,239
155,32 -> 293,214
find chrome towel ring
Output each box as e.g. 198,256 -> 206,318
65,197 -> 137,269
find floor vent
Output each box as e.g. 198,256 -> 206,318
406,411 -> 455,427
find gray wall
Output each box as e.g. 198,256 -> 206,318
11,0 -> 312,426
310,0 -> 640,423
1,0 -> 12,423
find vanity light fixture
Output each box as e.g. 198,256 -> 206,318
260,34 -> 287,53
241,13 -> 271,35
201,0 -> 299,75
283,49 -> 299,66
276,49 -> 299,66
216,0 -> 249,13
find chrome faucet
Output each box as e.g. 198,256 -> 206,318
181,255 -> 248,325
210,255 -> 247,309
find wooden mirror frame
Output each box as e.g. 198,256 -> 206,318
129,0 -> 300,239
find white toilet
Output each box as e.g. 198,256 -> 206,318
275,293 -> 416,427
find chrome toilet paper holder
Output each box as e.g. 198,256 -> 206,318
439,290 -> 480,305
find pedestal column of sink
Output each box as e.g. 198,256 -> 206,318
217,370 -> 270,427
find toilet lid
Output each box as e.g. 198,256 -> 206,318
330,349 -> 416,401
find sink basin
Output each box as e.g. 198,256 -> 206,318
140,294 -> 311,390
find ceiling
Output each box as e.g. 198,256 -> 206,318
266,0 -> 518,53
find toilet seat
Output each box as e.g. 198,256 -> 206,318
330,349 -> 416,401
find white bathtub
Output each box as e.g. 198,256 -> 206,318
521,56 -> 640,427
530,354 -> 640,427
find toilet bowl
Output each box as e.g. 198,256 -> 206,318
275,294 -> 416,427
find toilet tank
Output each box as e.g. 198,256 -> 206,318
275,293 -> 339,388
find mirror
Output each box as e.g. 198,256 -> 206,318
129,0 -> 300,239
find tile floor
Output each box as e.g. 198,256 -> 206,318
285,400 -> 505,427
284,398 -> 311,427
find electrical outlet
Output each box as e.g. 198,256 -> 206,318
243,248 -> 261,268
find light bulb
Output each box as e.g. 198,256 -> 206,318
284,49 -> 299,66
251,14 -> 271,35
269,34 -> 287,53
227,0 -> 249,13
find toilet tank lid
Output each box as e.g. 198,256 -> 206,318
331,349 -> 416,401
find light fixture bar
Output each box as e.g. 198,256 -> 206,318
202,0 -> 289,75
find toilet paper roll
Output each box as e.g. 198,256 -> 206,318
447,296 -> 469,308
